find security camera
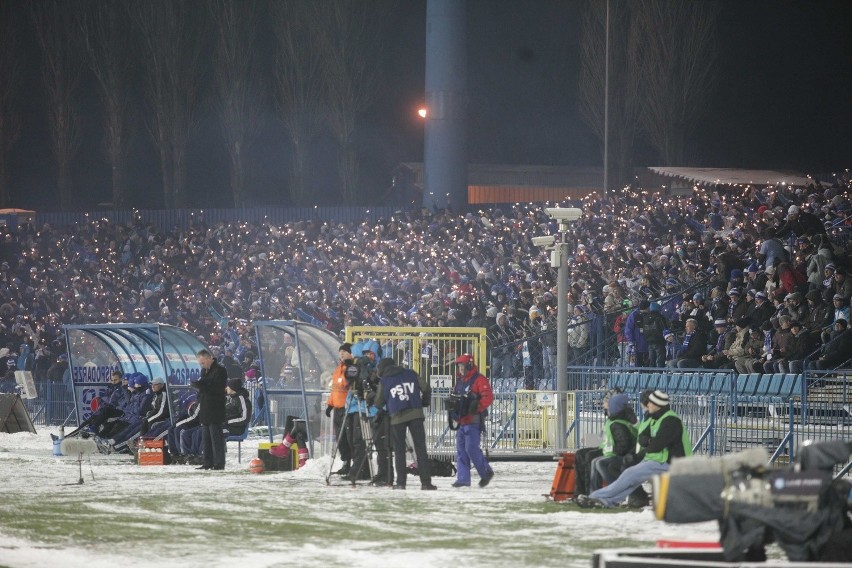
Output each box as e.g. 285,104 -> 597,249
544,207 -> 583,222
531,235 -> 556,247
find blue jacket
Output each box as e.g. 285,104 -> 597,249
624,309 -> 649,352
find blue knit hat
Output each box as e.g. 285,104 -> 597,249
608,393 -> 629,416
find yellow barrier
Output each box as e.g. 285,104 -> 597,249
346,326 -> 488,382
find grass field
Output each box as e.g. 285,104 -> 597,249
0,429 -> 723,568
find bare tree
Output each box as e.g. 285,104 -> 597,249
313,0 -> 387,204
0,0 -> 21,208
30,0 -> 83,211
78,2 -> 135,209
578,1 -> 642,191
129,1 -> 205,208
633,0 -> 720,165
210,0 -> 264,208
270,0 -> 324,206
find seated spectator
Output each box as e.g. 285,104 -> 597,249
589,393 -> 638,492
722,317 -> 752,371
701,319 -> 733,369
813,319 -> 852,370
576,390 -> 691,509
735,326 -> 766,374
784,320 -> 820,373
764,315 -> 794,373
667,318 -> 708,368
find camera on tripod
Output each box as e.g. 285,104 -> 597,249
345,356 -> 378,400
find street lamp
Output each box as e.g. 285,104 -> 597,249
543,207 -> 582,452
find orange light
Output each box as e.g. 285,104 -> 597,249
417,108 -> 427,118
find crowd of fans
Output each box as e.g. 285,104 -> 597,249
1,172 -> 851,392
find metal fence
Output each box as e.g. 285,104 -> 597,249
19,381 -> 77,427
19,374 -> 850,476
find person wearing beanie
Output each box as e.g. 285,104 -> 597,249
624,300 -> 651,367
577,390 -> 691,509
747,289 -> 774,329
137,376 -> 171,442
326,343 -> 355,476
372,358 -> 436,490
726,288 -> 749,325
191,349 -> 228,470
223,377 -> 252,438
701,319 -> 734,369
588,393 -> 638,493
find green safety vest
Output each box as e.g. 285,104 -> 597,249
634,417 -> 651,454
599,418 -> 637,457
644,409 -> 692,464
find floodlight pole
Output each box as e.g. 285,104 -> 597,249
543,208 -> 582,452
555,225 -> 570,452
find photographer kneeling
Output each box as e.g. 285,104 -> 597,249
373,358 -> 437,490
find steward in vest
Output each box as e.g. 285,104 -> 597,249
326,343 -> 354,476
373,358 -> 436,490
449,354 -> 495,488
588,393 -> 638,493
578,390 -> 691,508
573,388 -> 631,495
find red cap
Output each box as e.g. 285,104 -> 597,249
454,354 -> 474,365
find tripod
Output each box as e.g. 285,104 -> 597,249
346,395 -> 376,486
325,394 -> 354,485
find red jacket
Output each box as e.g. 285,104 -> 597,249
454,366 -> 494,425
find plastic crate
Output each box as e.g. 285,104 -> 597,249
138,438 -> 165,466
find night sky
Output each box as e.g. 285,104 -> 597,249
6,0 -> 852,211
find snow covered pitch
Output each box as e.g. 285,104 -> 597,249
0,429 -> 722,568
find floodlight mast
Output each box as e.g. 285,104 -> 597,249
543,207 -> 582,453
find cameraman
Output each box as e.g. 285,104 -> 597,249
373,358 -> 437,490
326,343 -> 354,476
344,346 -> 378,484
449,354 -> 495,488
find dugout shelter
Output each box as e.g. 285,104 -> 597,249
253,321 -> 341,456
63,323 -> 207,430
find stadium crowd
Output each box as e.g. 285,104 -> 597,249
0,172 -> 851,392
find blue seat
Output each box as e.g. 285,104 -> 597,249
622,372 -> 639,392
713,372 -> 732,394
759,373 -> 786,396
787,374 -> 803,398
778,374 -> 801,398
693,372 -> 710,394
737,373 -> 760,396
678,372 -> 697,392
227,429 -> 250,463
665,372 -> 681,392
637,373 -> 653,391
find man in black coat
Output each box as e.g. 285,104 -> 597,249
192,349 -> 228,470
668,318 -> 708,368
815,319 -> 852,370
